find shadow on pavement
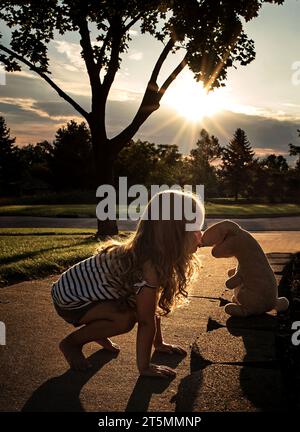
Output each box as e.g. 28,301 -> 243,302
226,315 -> 285,411
125,351 -> 185,412
22,349 -> 118,412
174,340 -> 207,412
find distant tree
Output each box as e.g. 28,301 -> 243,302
150,144 -> 184,185
289,130 -> 300,169
114,139 -> 159,187
0,0 -> 285,235
115,141 -> 185,187
256,154 -> 289,202
287,130 -> 300,201
18,140 -> 53,190
220,128 -> 255,201
0,116 -> 20,195
49,120 -> 94,190
189,128 -> 222,197
262,154 -> 289,173
21,141 -> 53,164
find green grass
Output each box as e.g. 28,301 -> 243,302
0,203 -> 300,217
0,204 -> 97,217
206,202 -> 300,217
0,228 -> 100,287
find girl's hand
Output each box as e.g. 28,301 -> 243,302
140,363 -> 176,379
154,342 -> 187,355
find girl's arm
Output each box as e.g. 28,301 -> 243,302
135,284 -> 158,373
135,262 -> 176,378
153,315 -> 187,355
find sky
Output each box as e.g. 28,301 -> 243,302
0,0 -> 300,164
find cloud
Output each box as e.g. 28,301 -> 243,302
0,97 -> 83,123
128,29 -> 139,37
128,51 -> 143,61
63,64 -> 78,72
53,41 -> 85,69
1,72 -> 299,165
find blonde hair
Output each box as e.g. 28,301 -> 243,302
97,190 -> 204,316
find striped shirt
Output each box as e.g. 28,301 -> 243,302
51,247 -> 156,310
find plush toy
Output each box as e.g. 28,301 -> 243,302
202,220 -> 289,317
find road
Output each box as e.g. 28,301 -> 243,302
0,215 -> 299,231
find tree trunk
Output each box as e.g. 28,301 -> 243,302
90,124 -> 119,238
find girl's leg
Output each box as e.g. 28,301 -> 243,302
60,301 -> 136,371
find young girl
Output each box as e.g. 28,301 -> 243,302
51,189 -> 204,378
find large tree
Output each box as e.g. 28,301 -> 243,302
0,0 -> 285,235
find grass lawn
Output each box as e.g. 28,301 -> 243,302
0,228 -> 112,287
0,203 -> 300,217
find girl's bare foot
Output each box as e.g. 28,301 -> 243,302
59,338 -> 92,371
94,337 -> 120,352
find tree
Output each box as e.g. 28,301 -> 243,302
220,128 -> 255,201
17,140 -> 53,192
289,130 -> 300,169
287,130 -> 300,202
0,0 -> 285,235
189,128 -> 222,197
257,154 -> 289,202
114,139 -> 159,187
115,141 -> 184,187
0,116 -> 20,195
49,120 -> 94,190
150,144 -> 184,186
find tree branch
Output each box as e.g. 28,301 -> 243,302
96,11 -> 142,73
78,17 -> 96,72
102,15 -> 123,100
110,52 -> 187,154
124,11 -> 144,32
96,27 -> 112,71
0,44 -> 89,120
150,37 -> 175,84
110,38 -> 183,154
158,54 -> 188,98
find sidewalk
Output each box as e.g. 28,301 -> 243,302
0,232 -> 299,412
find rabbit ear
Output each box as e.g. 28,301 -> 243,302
202,220 -> 241,247
202,222 -> 227,247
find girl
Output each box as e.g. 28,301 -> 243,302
51,189 -> 204,378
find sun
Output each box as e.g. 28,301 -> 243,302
162,71 -> 227,122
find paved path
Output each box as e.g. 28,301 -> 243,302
0,216 -> 300,231
0,232 -> 299,412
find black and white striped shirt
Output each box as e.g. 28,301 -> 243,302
51,247 -> 156,310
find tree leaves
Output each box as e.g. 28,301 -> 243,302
0,0 -> 285,87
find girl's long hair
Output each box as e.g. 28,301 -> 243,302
97,190 -> 204,316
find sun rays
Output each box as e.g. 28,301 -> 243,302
162,71 -> 228,123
